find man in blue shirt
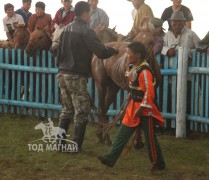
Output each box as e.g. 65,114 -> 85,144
15,0 -> 32,25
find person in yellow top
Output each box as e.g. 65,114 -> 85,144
98,42 -> 166,171
124,0 -> 154,41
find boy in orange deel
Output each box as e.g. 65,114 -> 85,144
98,41 -> 166,171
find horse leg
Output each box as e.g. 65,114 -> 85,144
103,81 -> 120,145
92,57 -> 109,144
134,128 -> 145,149
96,81 -> 107,144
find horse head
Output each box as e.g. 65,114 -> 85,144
50,24 -> 64,56
94,25 -> 121,43
25,26 -> 52,57
13,24 -> 30,50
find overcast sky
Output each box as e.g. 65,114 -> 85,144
0,0 -> 209,40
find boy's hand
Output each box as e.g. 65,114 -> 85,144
134,106 -> 144,119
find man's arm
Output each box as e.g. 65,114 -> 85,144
83,29 -> 118,59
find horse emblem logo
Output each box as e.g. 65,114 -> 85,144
29,118 -> 78,153
34,118 -> 70,144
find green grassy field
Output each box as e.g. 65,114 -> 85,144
0,113 -> 209,180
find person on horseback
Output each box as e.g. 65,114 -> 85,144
15,0 -> 32,26
98,41 -> 166,171
27,1 -> 52,36
3,3 -> 25,42
87,0 -> 109,30
124,0 -> 154,41
51,0 -> 75,33
56,1 -> 118,152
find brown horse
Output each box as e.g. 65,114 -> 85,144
92,28 -> 162,144
13,24 -> 30,50
25,26 -> 52,57
94,25 -> 123,43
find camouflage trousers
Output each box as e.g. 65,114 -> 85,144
57,73 -> 91,124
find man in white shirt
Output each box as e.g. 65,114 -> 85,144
161,11 -> 200,58
3,3 -> 25,41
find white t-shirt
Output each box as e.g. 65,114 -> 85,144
3,14 -> 25,32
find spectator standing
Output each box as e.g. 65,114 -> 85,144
161,11 -> 199,58
3,3 -> 25,41
161,0 -> 193,30
27,1 -> 52,36
15,0 -> 32,25
51,0 -> 75,33
56,1 -> 118,152
88,0 -> 109,29
161,11 -> 200,118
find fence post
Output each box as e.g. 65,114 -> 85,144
176,47 -> 188,138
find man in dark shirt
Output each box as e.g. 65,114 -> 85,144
161,0 -> 193,30
15,0 -> 32,25
56,1 -> 118,152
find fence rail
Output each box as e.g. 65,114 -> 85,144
0,48 -> 208,134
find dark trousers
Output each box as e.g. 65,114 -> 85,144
102,116 -> 166,168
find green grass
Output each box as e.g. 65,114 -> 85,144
0,113 -> 209,180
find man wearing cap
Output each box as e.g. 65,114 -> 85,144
162,11 -> 200,117
124,0 -> 154,41
15,0 -> 32,25
51,0 -> 75,33
27,1 -> 52,36
161,0 -> 193,30
161,11 -> 200,58
3,3 -> 25,41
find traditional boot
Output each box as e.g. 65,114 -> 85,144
57,118 -> 70,152
73,120 -> 88,152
